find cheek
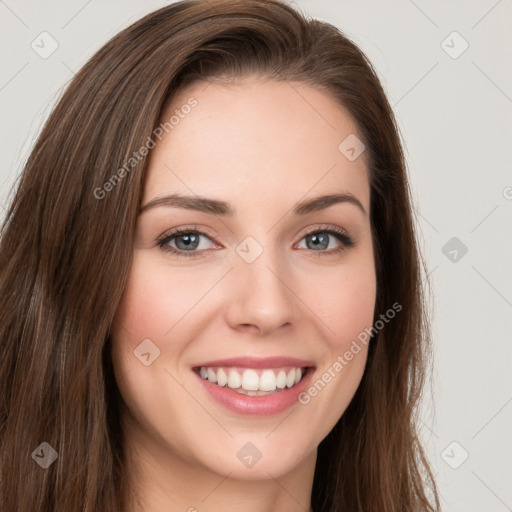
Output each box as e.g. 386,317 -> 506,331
112,254 -> 201,354
330,268 -> 376,343
109,255 -> 200,445
109,256 -> 179,404
297,253 -> 377,350
294,260 -> 375,438
293,251 -> 376,410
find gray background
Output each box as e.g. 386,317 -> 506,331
1,1 -> 511,510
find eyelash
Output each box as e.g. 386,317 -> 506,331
156,225 -> 355,258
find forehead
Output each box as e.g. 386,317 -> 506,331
143,77 -> 370,213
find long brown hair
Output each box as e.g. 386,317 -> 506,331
0,1 -> 439,510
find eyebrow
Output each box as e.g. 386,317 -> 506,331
139,192 -> 366,216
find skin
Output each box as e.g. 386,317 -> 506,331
111,75 -> 377,512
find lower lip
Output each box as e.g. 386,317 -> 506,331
194,368 -> 315,416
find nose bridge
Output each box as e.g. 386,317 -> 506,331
225,234 -> 297,333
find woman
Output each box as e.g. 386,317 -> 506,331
0,0 -> 439,510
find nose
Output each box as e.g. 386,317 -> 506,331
223,242 -> 298,336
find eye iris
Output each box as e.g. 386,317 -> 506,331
308,233 -> 328,250
166,230 -> 342,253
176,233 -> 199,250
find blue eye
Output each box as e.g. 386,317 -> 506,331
297,228 -> 354,253
156,225 -> 354,258
157,227 -> 215,257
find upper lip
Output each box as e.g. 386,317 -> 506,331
192,356 -> 315,369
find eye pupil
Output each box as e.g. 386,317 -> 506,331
176,233 -> 199,250
308,233 -> 328,250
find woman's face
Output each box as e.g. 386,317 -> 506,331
111,76 -> 376,481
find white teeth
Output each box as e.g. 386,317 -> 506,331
198,366 -> 306,392
227,369 -> 241,389
216,368 -> 228,387
276,370 -> 287,389
206,368 -> 217,383
259,370 -> 277,391
285,369 -> 295,388
242,369 -> 259,391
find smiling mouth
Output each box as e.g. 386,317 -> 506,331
193,366 -> 313,396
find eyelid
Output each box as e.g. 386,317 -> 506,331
296,223 -> 351,240
156,224 -> 218,244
